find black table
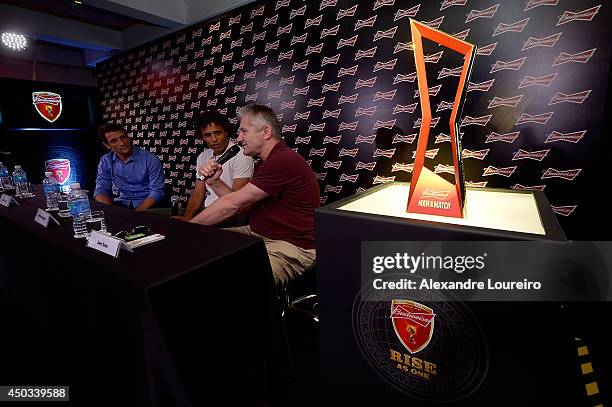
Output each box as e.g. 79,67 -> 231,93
0,187 -> 290,406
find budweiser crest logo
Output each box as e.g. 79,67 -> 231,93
32,92 -> 62,123
45,158 -> 71,184
391,300 -> 435,354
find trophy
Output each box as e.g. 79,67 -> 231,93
407,19 -> 476,218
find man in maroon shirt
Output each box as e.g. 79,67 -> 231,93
190,104 -> 320,285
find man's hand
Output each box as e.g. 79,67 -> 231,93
198,160 -> 223,185
171,215 -> 193,222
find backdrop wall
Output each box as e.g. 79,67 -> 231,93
96,0 -> 612,238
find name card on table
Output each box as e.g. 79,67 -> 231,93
34,208 -> 60,228
0,194 -> 18,208
87,230 -> 133,258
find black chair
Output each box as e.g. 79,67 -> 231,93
280,261 -> 319,323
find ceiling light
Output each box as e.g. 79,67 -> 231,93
1,32 -> 27,51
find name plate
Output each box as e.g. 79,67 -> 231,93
34,208 -> 60,228
87,230 -> 132,258
0,194 -> 17,208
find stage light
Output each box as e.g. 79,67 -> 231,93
1,32 -> 27,51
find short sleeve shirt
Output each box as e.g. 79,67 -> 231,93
249,140 -> 320,250
195,141 -> 254,207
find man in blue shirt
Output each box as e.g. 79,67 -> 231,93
94,124 -> 165,210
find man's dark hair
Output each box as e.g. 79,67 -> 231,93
98,123 -> 127,144
194,109 -> 232,136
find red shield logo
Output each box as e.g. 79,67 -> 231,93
45,159 -> 71,185
391,300 -> 435,354
32,92 -> 62,123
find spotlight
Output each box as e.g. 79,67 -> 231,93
1,32 -> 27,51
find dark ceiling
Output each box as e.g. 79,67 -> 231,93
1,0 -> 161,30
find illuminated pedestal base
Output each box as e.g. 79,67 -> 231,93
339,182 -> 549,236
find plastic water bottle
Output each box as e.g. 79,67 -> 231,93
0,162 -> 11,190
43,171 -> 60,211
12,165 -> 28,197
68,183 -> 91,238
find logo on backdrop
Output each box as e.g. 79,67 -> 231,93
32,92 -> 63,123
45,159 -> 71,185
96,1 -> 607,216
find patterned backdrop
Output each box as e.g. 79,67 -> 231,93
97,0 -> 611,234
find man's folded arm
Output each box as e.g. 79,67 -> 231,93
190,183 -> 268,226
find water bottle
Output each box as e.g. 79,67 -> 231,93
68,183 -> 91,238
12,165 -> 28,197
0,162 -> 12,190
43,171 -> 60,211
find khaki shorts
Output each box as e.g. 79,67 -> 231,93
224,226 -> 316,286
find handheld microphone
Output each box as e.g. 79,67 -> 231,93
170,195 -> 179,216
196,144 -> 241,180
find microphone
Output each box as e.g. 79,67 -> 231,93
196,144 -> 241,180
170,195 -> 179,216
